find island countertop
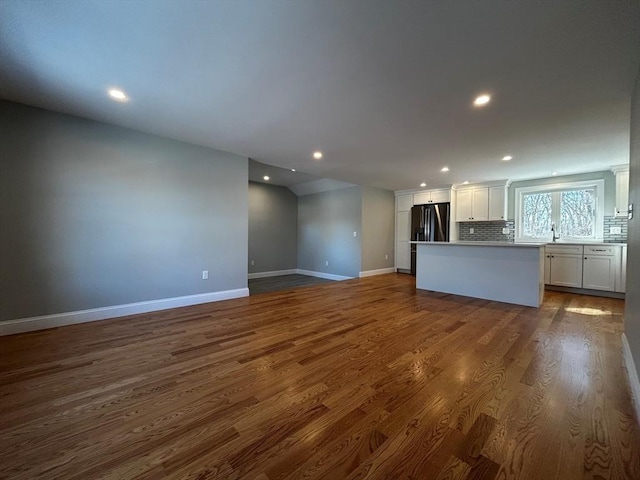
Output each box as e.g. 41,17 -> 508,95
409,241 -> 546,247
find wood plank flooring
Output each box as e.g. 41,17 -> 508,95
248,274 -> 333,295
1,273 -> 638,479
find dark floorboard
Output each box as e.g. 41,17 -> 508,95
248,274 -> 334,295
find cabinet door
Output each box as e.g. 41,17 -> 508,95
396,211 -> 411,270
583,256 -> 616,291
456,190 -> 473,221
413,192 -> 431,205
619,246 -> 627,292
472,188 -> 489,220
548,254 -> 583,288
615,171 -> 629,217
430,189 -> 450,203
397,194 -> 413,212
544,254 -> 551,284
488,186 -> 506,220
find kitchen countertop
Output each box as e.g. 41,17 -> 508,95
409,241 -> 625,247
409,241 -> 546,247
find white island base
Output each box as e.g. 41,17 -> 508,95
412,242 -> 545,307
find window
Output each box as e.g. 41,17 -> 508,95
515,180 -> 604,242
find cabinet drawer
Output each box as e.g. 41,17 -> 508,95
546,245 -> 583,255
584,245 -> 618,256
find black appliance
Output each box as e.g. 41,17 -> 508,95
410,203 -> 450,275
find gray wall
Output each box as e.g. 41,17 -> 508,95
248,181 -> 297,274
508,170 -> 616,220
361,186 -> 395,272
0,101 -> 248,322
297,186 -> 362,278
625,67 -> 640,374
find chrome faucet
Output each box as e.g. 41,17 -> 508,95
551,222 -> 560,242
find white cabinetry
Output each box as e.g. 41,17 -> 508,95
413,189 -> 450,205
612,165 -> 629,217
455,182 -> 508,222
488,185 -> 507,220
456,187 -> 488,221
582,245 -> 618,291
618,245 -> 627,293
395,194 -> 412,271
545,244 -> 624,292
546,245 -> 584,288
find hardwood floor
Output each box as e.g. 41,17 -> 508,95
248,274 -> 333,295
1,273 -> 638,479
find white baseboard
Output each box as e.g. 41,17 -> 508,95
359,267 -> 396,278
248,269 -> 297,279
622,333 -> 640,423
0,288 -> 249,336
296,269 -> 353,281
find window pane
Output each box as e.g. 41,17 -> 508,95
560,189 -> 595,238
522,192 -> 552,238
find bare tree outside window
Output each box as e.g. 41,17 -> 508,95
521,188 -> 597,239
522,192 -> 552,237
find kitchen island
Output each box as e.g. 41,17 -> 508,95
410,241 -> 545,307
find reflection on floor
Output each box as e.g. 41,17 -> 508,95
248,274 -> 334,295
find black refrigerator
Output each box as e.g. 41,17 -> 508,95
410,202 -> 450,275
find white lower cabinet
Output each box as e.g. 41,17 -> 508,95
548,253 -> 584,288
582,246 -> 618,291
618,246 -> 627,293
544,244 -> 625,293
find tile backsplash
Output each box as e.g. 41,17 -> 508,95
458,216 -> 626,243
458,220 -> 515,242
603,215 -> 628,243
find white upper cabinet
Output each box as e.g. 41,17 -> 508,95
455,182 -> 508,222
456,187 -> 489,221
413,189 -> 450,205
488,185 -> 507,220
396,194 -> 413,212
612,165 -> 629,217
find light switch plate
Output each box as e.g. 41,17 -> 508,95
469,228 -> 474,234
502,227 -> 510,234
610,226 -> 622,235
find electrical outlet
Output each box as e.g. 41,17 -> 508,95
250,260 -> 254,266
470,228 -> 474,234
385,254 -> 388,260
202,270 -> 208,280
610,226 -> 622,235
325,260 -> 329,266
353,231 -> 357,237
502,227 -> 510,235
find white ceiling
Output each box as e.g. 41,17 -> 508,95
1,0 -> 639,191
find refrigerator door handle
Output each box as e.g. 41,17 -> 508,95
426,207 -> 431,241
435,205 -> 445,240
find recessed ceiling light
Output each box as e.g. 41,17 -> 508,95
291,169 -> 296,172
463,181 -> 469,185
473,94 -> 491,107
313,151 -> 323,160
108,88 -> 128,101
420,182 -> 427,187
441,167 -> 450,172
502,155 -> 513,161
263,175 -> 270,181
551,172 -> 558,176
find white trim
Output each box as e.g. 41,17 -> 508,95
514,179 -> 605,243
296,269 -> 353,281
359,267 -> 396,278
248,269 -> 297,279
0,288 -> 249,336
622,333 -> 640,423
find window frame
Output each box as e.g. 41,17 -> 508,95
514,179 -> 605,243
